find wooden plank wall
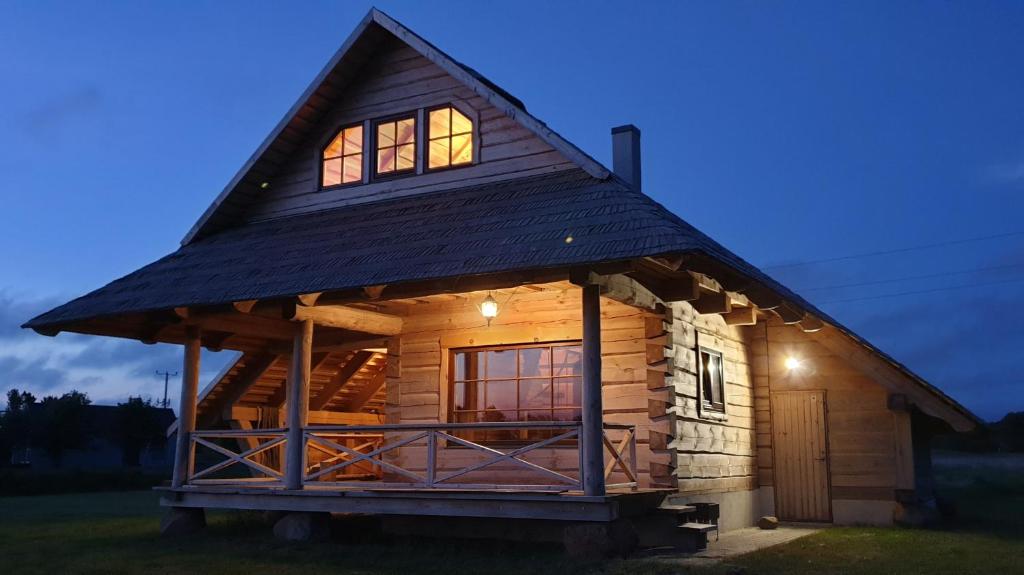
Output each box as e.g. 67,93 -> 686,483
242,37 -> 574,223
665,302 -> 758,495
749,318 -> 907,503
381,285 -> 663,487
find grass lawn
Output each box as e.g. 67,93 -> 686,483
0,454 -> 1020,575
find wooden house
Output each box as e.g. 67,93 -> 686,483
24,9 -> 978,552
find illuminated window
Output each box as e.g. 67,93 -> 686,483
428,106 -> 474,169
321,124 -> 363,187
699,347 -> 725,413
450,343 -> 581,444
375,116 -> 416,175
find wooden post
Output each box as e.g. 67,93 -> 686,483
171,326 -> 201,488
284,319 -> 314,490
581,283 -> 606,496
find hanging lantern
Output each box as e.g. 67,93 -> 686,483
478,292 -> 500,326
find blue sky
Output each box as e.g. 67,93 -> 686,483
0,1 -> 1022,420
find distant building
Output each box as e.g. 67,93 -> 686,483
14,404 -> 175,472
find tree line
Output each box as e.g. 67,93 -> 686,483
0,389 -> 168,468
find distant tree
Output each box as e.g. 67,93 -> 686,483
991,412 -> 1024,452
0,389 -> 38,465
33,390 -> 92,467
115,397 -> 165,466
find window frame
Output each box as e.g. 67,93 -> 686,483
371,111 -> 419,180
446,341 -> 583,447
697,346 -> 726,415
318,122 -> 366,190
425,103 -> 477,173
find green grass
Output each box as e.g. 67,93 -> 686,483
0,457 -> 1021,575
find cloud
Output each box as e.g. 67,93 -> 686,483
16,86 -> 103,134
0,291 -> 234,410
983,151 -> 1024,186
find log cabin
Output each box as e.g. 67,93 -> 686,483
24,8 -> 979,552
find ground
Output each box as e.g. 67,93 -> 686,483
0,453 -> 1020,575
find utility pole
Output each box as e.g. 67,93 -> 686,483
156,370 -> 178,409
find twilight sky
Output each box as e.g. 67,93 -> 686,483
0,1 -> 1022,421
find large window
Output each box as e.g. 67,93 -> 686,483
450,343 -> 582,443
698,347 -> 725,413
428,106 -> 474,169
375,115 -> 416,176
321,124 -> 363,187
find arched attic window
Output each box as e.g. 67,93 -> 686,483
321,124 -> 363,188
428,106 -> 474,170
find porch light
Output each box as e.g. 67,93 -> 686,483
479,292 -> 500,326
785,357 -> 803,371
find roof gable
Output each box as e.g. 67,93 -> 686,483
183,8 -> 609,244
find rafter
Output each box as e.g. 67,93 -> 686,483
310,351 -> 375,411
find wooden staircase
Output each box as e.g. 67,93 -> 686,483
633,496 -> 719,552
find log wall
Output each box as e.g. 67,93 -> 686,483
382,286 -> 664,487
749,317 -> 913,524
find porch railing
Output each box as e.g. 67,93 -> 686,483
185,421 -> 637,491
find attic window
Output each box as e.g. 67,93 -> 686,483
375,116 -> 416,176
428,106 -> 474,169
321,124 -> 363,187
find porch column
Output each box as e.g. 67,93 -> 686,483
284,319 -> 313,490
171,326 -> 201,488
581,284 -> 606,496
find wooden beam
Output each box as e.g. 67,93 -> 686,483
799,314 -> 825,333
198,353 -> 278,428
202,330 -> 233,352
284,319 -> 313,490
346,365 -> 386,412
580,283 -> 605,497
288,304 -> 402,335
310,351 -> 374,411
773,303 -> 804,325
226,405 -> 383,426
691,290 -> 731,315
183,310 -> 297,340
723,306 -> 758,326
363,285 -> 387,300
571,272 -> 664,311
266,352 -> 329,408
232,300 -> 258,314
296,292 -> 323,306
172,325 -> 201,488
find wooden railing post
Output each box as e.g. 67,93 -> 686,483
171,325 -> 201,488
581,283 -> 606,496
284,319 -> 313,490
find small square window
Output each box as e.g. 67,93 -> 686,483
375,116 -> 416,176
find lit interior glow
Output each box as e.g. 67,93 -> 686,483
321,124 -> 363,187
429,106 -> 473,169
785,357 -> 803,371
376,117 -> 416,174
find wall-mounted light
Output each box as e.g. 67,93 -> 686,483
785,357 -> 803,371
478,292 -> 500,326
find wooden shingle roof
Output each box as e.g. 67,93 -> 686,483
24,169 -> 796,327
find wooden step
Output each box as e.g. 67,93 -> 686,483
656,504 -> 696,514
679,522 -> 717,533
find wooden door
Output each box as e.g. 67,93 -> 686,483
771,390 -> 831,522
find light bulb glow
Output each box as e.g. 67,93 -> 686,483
785,357 -> 802,371
479,293 -> 499,324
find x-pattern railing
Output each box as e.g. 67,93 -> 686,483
188,428 -> 287,485
186,422 -> 638,491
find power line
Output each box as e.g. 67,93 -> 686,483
816,277 -> 1024,305
795,263 -> 1024,292
763,230 -> 1024,270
